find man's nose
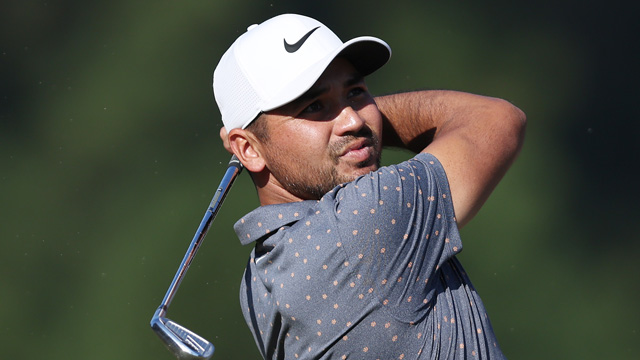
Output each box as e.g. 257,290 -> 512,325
334,106 -> 365,136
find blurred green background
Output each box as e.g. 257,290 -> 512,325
1,0 -> 638,359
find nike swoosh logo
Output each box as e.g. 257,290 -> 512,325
284,26 -> 320,53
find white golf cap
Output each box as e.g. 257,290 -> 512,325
213,13 -> 391,130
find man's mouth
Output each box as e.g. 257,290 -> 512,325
339,138 -> 374,163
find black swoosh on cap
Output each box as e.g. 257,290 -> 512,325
284,26 -> 320,53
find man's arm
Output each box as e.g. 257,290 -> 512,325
375,90 -> 526,228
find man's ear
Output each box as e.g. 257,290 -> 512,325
219,126 -> 232,154
228,129 -> 266,173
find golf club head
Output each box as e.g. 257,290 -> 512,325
151,311 -> 214,360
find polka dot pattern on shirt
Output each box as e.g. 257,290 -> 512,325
235,153 -> 505,359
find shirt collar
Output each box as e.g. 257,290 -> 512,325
234,200 -> 318,245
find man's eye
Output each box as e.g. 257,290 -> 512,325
301,101 -> 323,113
348,87 -> 366,98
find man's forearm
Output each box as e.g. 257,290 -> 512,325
375,90 -> 526,227
376,90 -> 525,153
376,91 -> 441,152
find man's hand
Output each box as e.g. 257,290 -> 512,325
375,90 -> 526,228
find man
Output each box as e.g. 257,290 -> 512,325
213,14 -> 525,359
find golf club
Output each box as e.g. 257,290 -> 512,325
151,155 -> 243,359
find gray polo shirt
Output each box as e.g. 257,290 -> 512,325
235,153 -> 506,359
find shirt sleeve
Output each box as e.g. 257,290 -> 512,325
326,152 -> 463,323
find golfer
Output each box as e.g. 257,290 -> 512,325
214,14 -> 525,359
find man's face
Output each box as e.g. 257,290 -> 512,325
257,58 -> 383,200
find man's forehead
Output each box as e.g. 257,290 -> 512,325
286,58 -> 364,107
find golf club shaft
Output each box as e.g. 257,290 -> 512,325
157,155 -> 243,317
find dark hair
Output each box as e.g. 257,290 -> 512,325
245,113 -> 270,142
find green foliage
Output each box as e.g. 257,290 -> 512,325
1,0 -> 638,359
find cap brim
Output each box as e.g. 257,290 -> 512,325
257,36 -> 391,117
338,36 -> 392,77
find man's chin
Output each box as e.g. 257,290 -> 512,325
341,161 -> 379,181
